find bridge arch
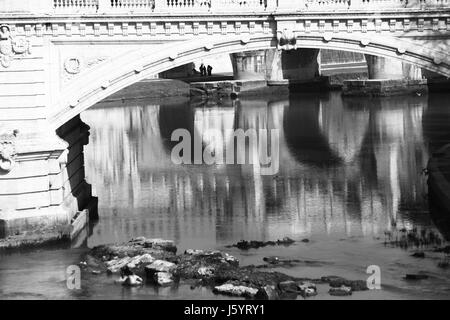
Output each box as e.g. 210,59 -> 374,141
50,33 -> 450,129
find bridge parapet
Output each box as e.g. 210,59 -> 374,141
1,0 -> 449,14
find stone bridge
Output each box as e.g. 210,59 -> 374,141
0,0 -> 449,244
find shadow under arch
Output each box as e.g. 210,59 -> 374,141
283,94 -> 342,168
422,93 -> 450,154
158,99 -> 197,158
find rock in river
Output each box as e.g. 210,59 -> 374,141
90,237 -> 176,263
329,285 -> 352,296
105,253 -> 155,273
321,276 -> 368,291
145,260 -> 176,276
143,238 -> 177,253
297,281 -> 317,297
115,274 -> 143,286
278,280 -> 298,293
154,272 -> 174,286
255,285 -> 280,300
213,282 -> 259,298
228,237 -> 295,250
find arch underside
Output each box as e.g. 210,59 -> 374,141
51,33 -> 450,129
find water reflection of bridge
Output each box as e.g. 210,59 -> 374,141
82,93 -> 434,246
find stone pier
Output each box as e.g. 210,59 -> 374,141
230,48 -> 327,93
343,55 -> 428,96
0,117 -> 97,248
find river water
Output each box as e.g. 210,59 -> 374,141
1,90 -> 450,300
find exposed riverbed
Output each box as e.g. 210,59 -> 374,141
1,87 -> 450,299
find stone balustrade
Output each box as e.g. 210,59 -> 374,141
53,0 -> 99,9
0,0 -> 448,14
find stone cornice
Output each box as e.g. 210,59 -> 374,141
1,14 -> 449,40
1,8 -> 450,22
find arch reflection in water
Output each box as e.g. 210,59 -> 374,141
81,92 -> 442,250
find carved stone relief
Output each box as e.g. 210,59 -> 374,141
277,29 -> 297,50
0,25 -> 32,68
63,56 -> 108,83
0,131 -> 18,173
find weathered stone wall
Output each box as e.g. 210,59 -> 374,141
0,115 -> 97,243
365,55 -> 422,80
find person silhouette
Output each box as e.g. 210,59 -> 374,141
199,63 -> 206,76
